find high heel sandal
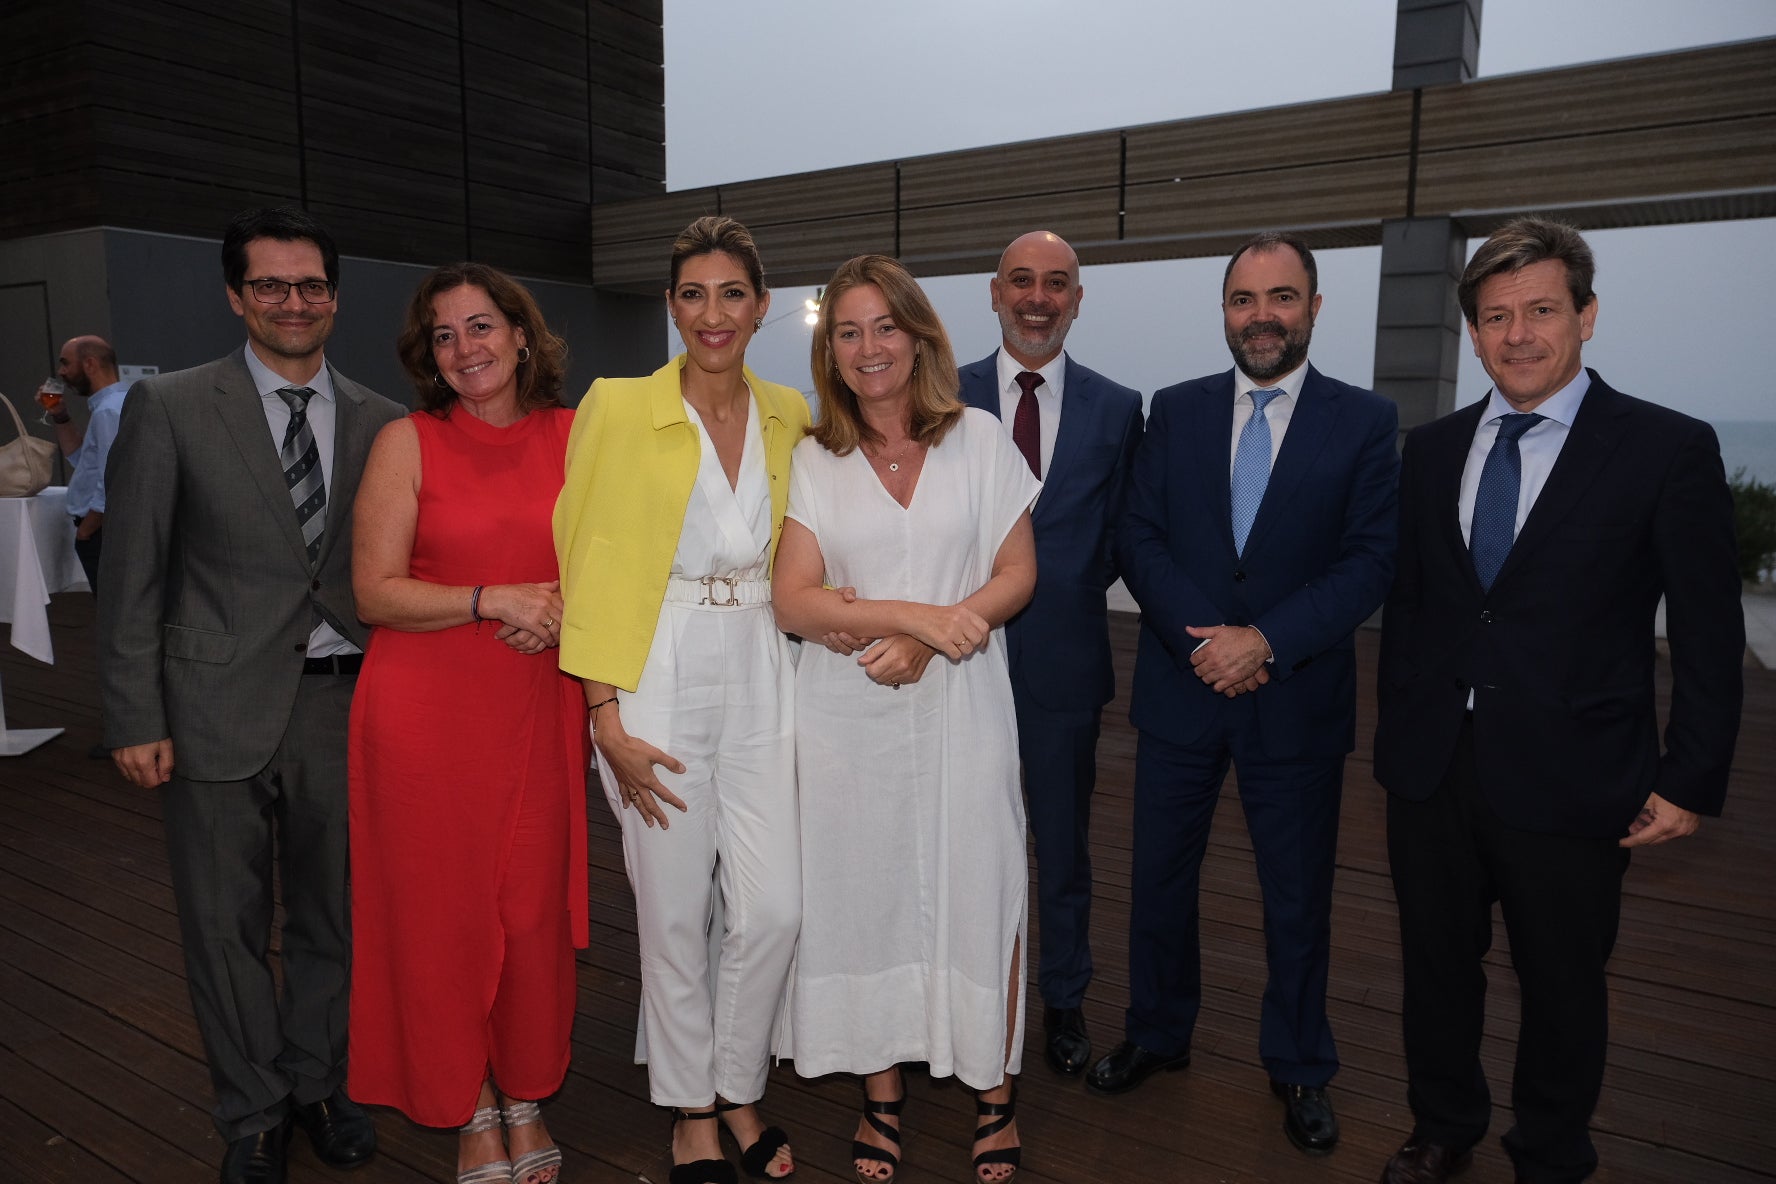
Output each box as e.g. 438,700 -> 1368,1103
501,1100 -> 562,1184
670,1108 -> 737,1184
850,1083 -> 904,1184
972,1087 -> 1020,1184
714,1101 -> 794,1179
458,1105 -> 512,1184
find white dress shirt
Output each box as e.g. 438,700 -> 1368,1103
995,348 -> 1064,479
1227,359 -> 1309,476
242,343 -> 355,657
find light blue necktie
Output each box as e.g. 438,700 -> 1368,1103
1469,412 -> 1544,591
1231,388 -> 1280,555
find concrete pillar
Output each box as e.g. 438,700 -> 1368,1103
1394,0 -> 1483,89
1373,217 -> 1468,431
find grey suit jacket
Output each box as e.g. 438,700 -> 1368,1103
98,346 -> 405,781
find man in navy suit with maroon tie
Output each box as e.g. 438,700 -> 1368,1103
1096,232 -> 1399,1158
958,230 -> 1144,1080
1374,218 -> 1743,1184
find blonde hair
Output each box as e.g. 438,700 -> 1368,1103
808,254 -> 962,455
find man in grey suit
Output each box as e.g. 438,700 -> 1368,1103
100,207 -> 404,1184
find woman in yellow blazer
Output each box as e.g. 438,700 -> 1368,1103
555,216 -> 808,1184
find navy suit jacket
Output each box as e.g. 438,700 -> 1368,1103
959,351 -> 1144,713
1373,371 -> 1743,838
1118,364 -> 1399,758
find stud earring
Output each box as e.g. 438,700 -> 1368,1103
754,318 -> 763,331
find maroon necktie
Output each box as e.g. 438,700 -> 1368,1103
1012,370 -> 1043,478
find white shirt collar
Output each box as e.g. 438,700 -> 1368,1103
1234,359 -> 1309,404
1481,367 -> 1590,429
243,343 -> 335,403
996,347 -> 1067,399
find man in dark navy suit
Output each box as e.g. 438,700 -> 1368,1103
1093,233 -> 1399,1158
1374,219 -> 1742,1184
958,230 -> 1144,1078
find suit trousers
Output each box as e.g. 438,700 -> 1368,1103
1127,698 -> 1343,1085
160,670 -> 355,1140
1387,718 -> 1628,1183
1014,695 -> 1100,1009
598,597 -> 800,1107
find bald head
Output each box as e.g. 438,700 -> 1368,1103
56,335 -> 118,397
991,231 -> 1083,369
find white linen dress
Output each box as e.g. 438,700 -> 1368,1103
786,408 -> 1041,1089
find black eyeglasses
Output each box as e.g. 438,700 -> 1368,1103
245,278 -> 337,304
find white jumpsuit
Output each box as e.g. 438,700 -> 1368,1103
597,397 -> 800,1107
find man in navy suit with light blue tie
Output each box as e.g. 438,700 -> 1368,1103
958,230 -> 1144,1079
1091,232 -> 1398,1157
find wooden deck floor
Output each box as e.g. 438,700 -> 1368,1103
2,596 -> 1771,1183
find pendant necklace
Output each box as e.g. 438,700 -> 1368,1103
874,436 -> 913,472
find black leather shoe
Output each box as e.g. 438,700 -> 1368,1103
1083,1039 -> 1189,1096
291,1090 -> 377,1169
1379,1138 -> 1473,1184
1270,1081 -> 1339,1154
220,1121 -> 289,1184
1043,1005 -> 1092,1077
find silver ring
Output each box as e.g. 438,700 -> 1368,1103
891,682 -> 901,690
543,618 -> 555,628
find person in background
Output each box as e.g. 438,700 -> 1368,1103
39,334 -> 126,595
555,216 -> 805,1184
957,230 -> 1143,1079
774,254 -> 1038,1184
348,262 -> 584,1184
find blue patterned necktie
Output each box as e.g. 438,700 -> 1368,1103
1230,388 -> 1280,555
1469,412 -> 1544,591
277,386 -> 326,565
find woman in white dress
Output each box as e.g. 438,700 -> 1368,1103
555,217 -> 808,1184
772,255 -> 1040,1184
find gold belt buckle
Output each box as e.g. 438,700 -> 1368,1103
700,575 -> 740,606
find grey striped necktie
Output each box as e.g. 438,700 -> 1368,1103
277,386 -> 326,564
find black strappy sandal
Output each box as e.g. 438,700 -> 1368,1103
669,1108 -> 737,1184
971,1087 -> 1021,1184
850,1081 -> 904,1184
715,1101 -> 793,1179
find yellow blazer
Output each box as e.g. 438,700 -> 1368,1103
553,355 -> 810,690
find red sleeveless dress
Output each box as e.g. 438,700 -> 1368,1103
347,406 -> 588,1126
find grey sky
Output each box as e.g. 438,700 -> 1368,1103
661,0 -> 1776,422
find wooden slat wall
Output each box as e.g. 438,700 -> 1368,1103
590,38 -> 1776,292
0,0 -> 664,283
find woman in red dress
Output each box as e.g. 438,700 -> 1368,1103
348,263 -> 587,1184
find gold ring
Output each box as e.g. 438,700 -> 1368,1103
544,618 -> 555,628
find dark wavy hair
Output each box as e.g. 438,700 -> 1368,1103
397,262 -> 568,415
222,206 -> 339,290
808,255 -> 963,456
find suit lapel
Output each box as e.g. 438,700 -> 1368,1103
1434,399 -> 1488,592
214,350 -> 311,563
1044,355 -> 1093,502
959,354 -> 1000,417
1194,370 -> 1238,555
316,367 -> 377,569
1243,366 -> 1336,556
1492,375 -> 1628,589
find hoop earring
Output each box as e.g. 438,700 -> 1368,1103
516,346 -> 531,363
433,372 -> 450,389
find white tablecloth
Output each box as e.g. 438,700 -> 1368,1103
0,487 -> 90,663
